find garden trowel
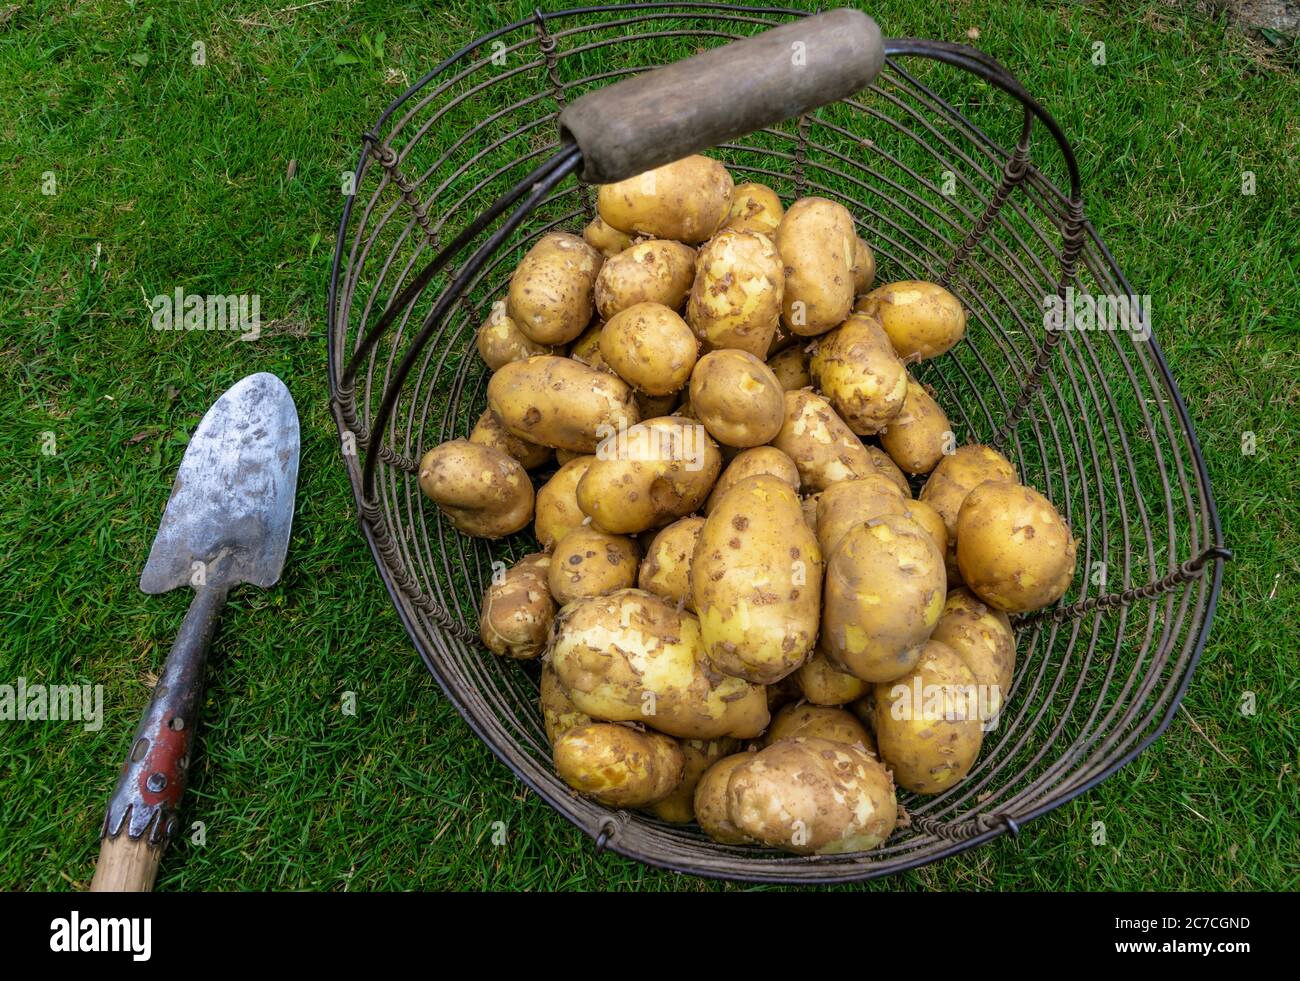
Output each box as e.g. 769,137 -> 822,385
89,372 -> 299,891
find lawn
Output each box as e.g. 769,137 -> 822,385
1,0 -> 1296,891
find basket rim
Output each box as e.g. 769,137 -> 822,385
326,3 -> 1227,885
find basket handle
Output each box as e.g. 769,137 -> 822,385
558,8 -> 884,185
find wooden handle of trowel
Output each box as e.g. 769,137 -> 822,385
91,835 -> 163,892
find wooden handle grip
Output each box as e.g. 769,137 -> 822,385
558,9 -> 885,184
90,834 -> 163,892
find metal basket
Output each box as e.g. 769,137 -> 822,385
327,4 -> 1228,884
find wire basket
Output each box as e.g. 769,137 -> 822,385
327,4 -> 1227,884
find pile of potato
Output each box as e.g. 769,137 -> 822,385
420,153 -> 1078,856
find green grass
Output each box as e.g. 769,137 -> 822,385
1,0 -> 1296,891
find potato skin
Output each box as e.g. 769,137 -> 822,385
637,516 -> 705,612
956,480 -> 1077,613
815,473 -> 909,558
771,389 -> 876,493
810,313 -> 908,435
726,737 -> 898,855
488,355 -> 639,453
476,301 -> 557,370
794,647 -> 873,708
553,723 -> 685,808
765,703 -> 873,753
850,237 -> 877,296
548,589 -> 770,740
480,553 -> 555,659
823,514 -> 946,683
469,408 -> 552,470
694,753 -> 757,844
577,417 -> 721,534
506,232 -> 603,345
856,280 -> 967,361
568,321 -> 608,371
930,588 -> 1016,719
417,440 -> 533,538
865,444 -> 912,497
547,526 -> 639,605
775,197 -> 856,337
767,344 -> 811,391
704,446 -> 800,515
648,737 -> 738,823
599,302 -> 698,396
874,640 -> 983,794
534,455 -> 594,550
688,349 -> 785,448
903,498 -> 948,559
879,377 -> 953,475
582,215 -> 634,258
594,240 -> 696,320
693,475 -> 823,684
540,662 -> 592,744
597,154 -> 734,245
686,229 -> 784,358
722,182 -> 784,236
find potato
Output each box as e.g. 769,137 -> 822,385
879,377 -> 953,475
814,473 -> 909,558
767,343 -> 811,391
577,416 -> 720,534
726,737 -> 897,855
810,313 -> 908,435
506,232 -> 603,345
480,553 -> 555,659
795,646 -> 873,708
487,355 -> 639,453
582,215 -> 634,258
865,444 -> 912,497
637,516 -> 704,611
648,737 -> 739,823
597,154 -> 734,245
704,446 -> 799,514
534,455 -> 594,549
568,320 -> 608,371
635,391 -> 680,419
694,753 -> 756,844
722,182 -> 784,236
553,723 -> 685,808
775,197 -> 856,337
873,640 -> 983,794
599,302 -> 698,396
693,475 -> 823,684
476,301 -> 557,370
685,229 -> 784,358
417,439 -> 533,538
930,588 -> 1016,719
850,237 -> 876,296
469,408 -> 552,470
771,389 -> 876,493
766,321 -> 799,358
955,480 -> 1077,613
903,498 -> 948,559
801,493 -> 820,530
856,280 -> 966,361
540,662 -> 592,744
550,590 -> 769,739
765,703 -> 874,753
593,239 -> 696,321
688,349 -> 785,448
919,443 -> 1017,543
548,526 -> 639,605
822,514 -> 946,683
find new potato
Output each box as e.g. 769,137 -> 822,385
582,215 -> 634,258
776,197 -> 856,336
599,302 -> 698,396
476,302 -> 556,370
810,313 -> 908,435
814,473 -> 909,558
534,454 -> 594,550
540,662 -> 592,744
548,589 -> 770,740
547,526 -> 639,605
417,439 -> 533,538
692,475 -> 823,684
649,737 -> 739,824
764,703 -> 874,752
722,182 -> 784,236
594,239 -> 696,320
637,516 -> 705,611
553,723 -> 685,808
487,355 -> 639,453
506,232 -> 603,345
879,377 -> 953,475
771,389 -> 876,493
856,280 -> 967,361
468,408 -> 552,470
767,344 -> 811,391
685,229 -> 784,357
688,349 -> 785,448
479,553 -> 554,659
597,154 -> 734,245
794,646 -> 873,707
930,588 -> 1016,719
704,446 -> 800,514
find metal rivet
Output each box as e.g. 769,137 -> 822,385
168,716 -> 185,731
146,772 -> 167,792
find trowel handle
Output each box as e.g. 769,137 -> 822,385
90,583 -> 228,892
